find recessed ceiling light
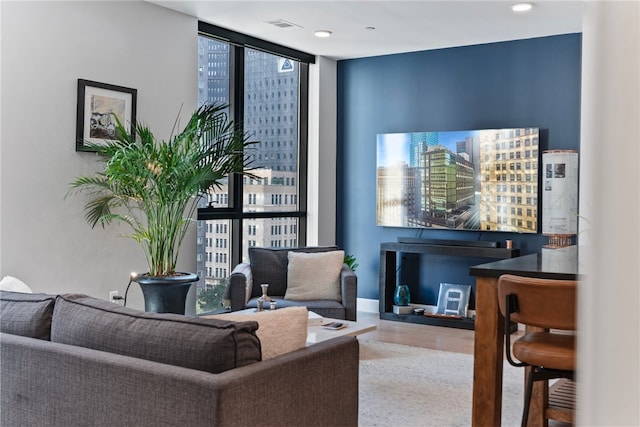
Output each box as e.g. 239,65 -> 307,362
314,30 -> 332,38
511,2 -> 533,12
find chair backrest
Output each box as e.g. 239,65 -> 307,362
248,246 -> 340,297
497,274 -> 577,330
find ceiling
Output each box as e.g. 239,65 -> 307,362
148,1 -> 584,60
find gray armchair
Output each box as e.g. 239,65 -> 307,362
225,246 -> 357,321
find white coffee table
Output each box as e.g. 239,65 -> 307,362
222,308 -> 376,345
306,317 -> 377,345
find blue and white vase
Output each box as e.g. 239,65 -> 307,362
393,284 -> 410,306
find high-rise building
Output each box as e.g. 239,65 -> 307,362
478,128 -> 538,232
420,145 -> 475,222
376,162 -> 419,227
244,50 -> 299,172
195,37 -> 301,311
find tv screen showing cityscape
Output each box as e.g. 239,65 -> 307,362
376,128 -> 540,233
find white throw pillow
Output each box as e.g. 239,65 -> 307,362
0,276 -> 33,293
206,306 -> 308,360
285,250 -> 344,302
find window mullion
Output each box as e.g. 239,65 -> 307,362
297,62 -> 309,246
229,44 -> 244,265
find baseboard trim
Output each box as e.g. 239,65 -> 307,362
357,298 -> 379,313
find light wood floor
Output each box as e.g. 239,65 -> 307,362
355,310 -> 476,354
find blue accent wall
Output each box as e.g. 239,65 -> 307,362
336,34 -> 582,303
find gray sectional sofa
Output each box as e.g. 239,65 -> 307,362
0,291 -> 359,427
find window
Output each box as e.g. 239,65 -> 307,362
195,23 -> 313,315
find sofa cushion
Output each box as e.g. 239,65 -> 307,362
249,246 -> 339,298
285,250 -> 345,302
0,291 -> 56,340
51,294 -> 261,373
206,306 -> 308,360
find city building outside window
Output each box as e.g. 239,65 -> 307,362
195,23 -> 312,314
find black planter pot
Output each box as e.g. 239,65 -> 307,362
134,272 -> 199,315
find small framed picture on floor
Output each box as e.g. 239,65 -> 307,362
436,283 -> 471,317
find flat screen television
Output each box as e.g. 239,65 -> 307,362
376,127 -> 539,233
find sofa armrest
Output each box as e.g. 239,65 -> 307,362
226,262 -> 252,311
226,274 -> 247,311
340,264 -> 358,321
1,332 -> 359,427
215,335 -> 360,426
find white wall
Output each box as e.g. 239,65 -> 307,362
578,1 -> 640,424
307,56 -> 338,246
0,1 -> 197,311
0,0 -> 4,277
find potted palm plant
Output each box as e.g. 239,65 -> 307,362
68,103 -> 255,314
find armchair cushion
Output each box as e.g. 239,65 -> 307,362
248,246 -> 338,298
285,250 -> 345,302
249,248 -> 289,296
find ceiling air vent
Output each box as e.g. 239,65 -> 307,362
266,19 -> 303,30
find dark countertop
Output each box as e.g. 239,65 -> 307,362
469,246 -> 581,280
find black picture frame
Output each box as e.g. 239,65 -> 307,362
76,79 -> 137,152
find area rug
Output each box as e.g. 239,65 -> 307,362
358,340 -> 524,427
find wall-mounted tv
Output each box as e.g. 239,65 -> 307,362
376,128 -> 540,233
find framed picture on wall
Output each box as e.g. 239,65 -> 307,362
75,79 -> 137,152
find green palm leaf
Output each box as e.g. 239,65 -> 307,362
67,103 -> 256,277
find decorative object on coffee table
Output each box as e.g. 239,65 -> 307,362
68,103 -> 256,314
257,283 -> 273,311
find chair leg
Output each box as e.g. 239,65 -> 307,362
521,368 -> 536,427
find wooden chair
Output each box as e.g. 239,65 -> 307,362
497,274 -> 577,426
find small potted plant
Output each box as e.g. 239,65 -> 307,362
68,103 -> 256,314
344,254 -> 359,272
